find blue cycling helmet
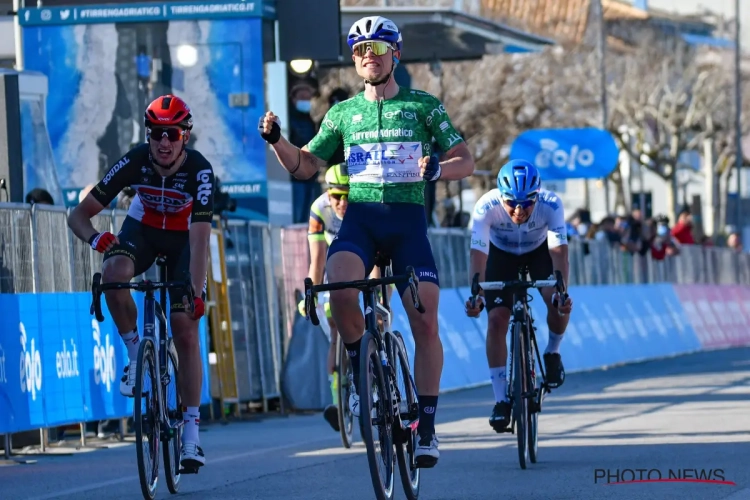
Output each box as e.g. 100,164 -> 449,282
497,159 -> 542,200
347,16 -> 403,51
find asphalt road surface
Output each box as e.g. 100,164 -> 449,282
2,347 -> 749,500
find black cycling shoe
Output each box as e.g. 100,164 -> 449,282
323,404 -> 340,432
489,401 -> 512,432
544,352 -> 565,388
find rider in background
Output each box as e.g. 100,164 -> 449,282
299,164 -> 393,432
465,159 -> 573,432
300,164 -> 350,431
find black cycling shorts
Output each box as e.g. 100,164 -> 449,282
484,240 -> 553,313
103,216 -> 206,313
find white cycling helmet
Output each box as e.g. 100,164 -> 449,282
347,16 -> 403,51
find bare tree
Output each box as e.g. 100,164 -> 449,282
608,39 -> 730,224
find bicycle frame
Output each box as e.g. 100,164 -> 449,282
304,265 -> 424,428
472,269 -> 566,417
90,262 -> 195,442
505,267 -> 547,417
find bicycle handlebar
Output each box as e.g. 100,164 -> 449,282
469,270 -> 569,313
90,272 -> 195,322
303,266 -> 424,327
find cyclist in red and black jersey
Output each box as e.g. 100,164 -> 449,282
68,95 -> 213,470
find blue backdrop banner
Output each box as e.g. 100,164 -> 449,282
510,127 -> 620,180
0,292 -> 210,435
385,283 -> 701,395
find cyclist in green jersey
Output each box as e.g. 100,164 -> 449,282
259,16 -> 474,468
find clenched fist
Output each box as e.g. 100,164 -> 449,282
258,111 -> 281,144
419,155 -> 442,182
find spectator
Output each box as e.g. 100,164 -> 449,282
288,81 -> 321,223
727,231 -> 744,253
567,208 -> 591,240
671,209 -> 695,245
25,188 -> 54,206
594,216 -> 622,246
616,214 -> 642,254
646,216 -> 680,261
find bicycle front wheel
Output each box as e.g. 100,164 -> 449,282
392,331 -> 420,500
359,330 -> 396,500
527,326 -> 539,464
512,322 -> 529,470
163,339 -> 182,494
135,339 -> 160,499
336,337 -> 355,448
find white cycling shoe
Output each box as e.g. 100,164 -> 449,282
119,360 -> 138,397
414,433 -> 440,468
349,388 -> 378,419
180,442 -> 206,469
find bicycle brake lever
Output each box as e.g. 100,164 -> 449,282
470,272 -> 481,309
303,278 -> 320,326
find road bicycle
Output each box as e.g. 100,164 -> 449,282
91,255 -> 197,499
305,258 -> 423,500
470,268 -> 567,470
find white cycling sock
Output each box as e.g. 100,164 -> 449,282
120,329 -> 140,362
545,331 -> 564,354
182,406 -> 200,445
489,366 -> 508,403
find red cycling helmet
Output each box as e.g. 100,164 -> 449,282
144,95 -> 193,129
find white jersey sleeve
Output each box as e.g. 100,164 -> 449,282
470,191 -> 501,255
540,191 -> 568,249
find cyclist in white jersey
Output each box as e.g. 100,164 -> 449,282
465,159 -> 573,431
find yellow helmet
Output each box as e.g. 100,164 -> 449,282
325,164 -> 349,195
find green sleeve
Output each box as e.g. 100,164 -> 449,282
307,106 -> 343,162
426,96 -> 464,154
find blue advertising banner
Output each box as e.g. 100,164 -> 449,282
23,16 -> 270,220
383,283 -> 701,394
19,0 -> 276,26
0,292 -> 210,435
510,127 -> 620,180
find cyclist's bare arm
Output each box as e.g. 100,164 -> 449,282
308,239 -> 327,285
68,194 -> 115,244
468,208 -> 491,287
261,113 -> 327,180
436,142 -> 475,180
469,249 -> 488,289
548,245 -> 570,286
189,222 -> 212,295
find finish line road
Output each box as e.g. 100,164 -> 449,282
2,348 -> 749,500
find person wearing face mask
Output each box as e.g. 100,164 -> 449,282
289,82 -> 321,223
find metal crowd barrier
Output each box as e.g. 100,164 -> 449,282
2,202 -> 749,440
275,225 -> 750,301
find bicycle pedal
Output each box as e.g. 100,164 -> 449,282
179,466 -> 200,475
